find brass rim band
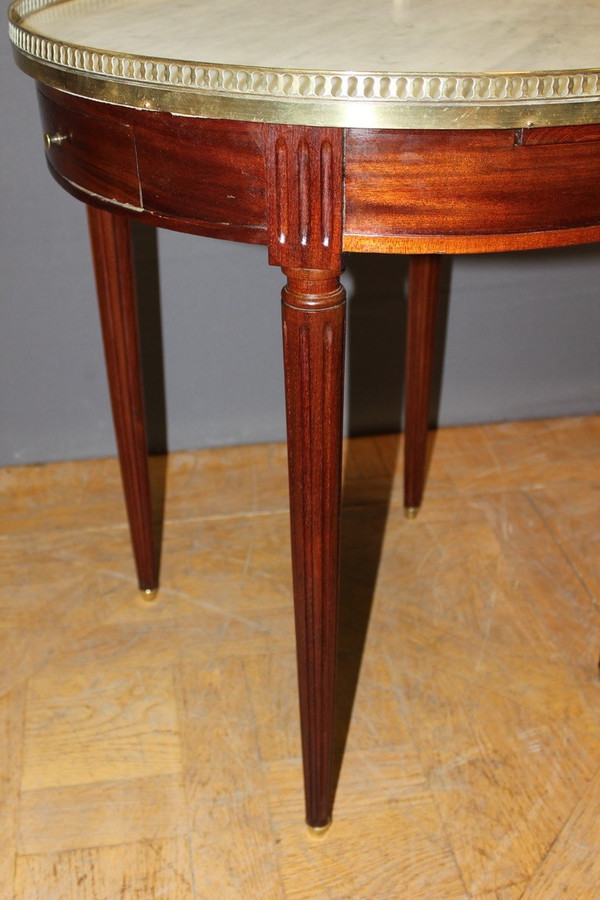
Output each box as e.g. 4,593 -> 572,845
9,0 -> 600,130
14,50 -> 600,130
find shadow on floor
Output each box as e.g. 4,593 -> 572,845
129,236 -> 453,806
331,252 -> 452,803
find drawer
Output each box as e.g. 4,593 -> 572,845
345,127 -> 600,252
134,114 -> 267,229
37,88 -> 141,208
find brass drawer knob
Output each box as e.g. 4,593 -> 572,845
43,132 -> 68,150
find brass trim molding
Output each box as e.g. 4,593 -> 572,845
9,0 -> 600,129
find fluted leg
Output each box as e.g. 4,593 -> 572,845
404,254 -> 440,517
282,267 -> 346,830
87,206 -> 158,591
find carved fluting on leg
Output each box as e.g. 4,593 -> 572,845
282,268 -> 346,829
87,206 -> 158,591
267,125 -> 343,270
268,125 -> 345,827
404,254 -> 441,515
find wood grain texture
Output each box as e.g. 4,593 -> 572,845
519,764 -> 600,898
36,87 -> 600,261
344,126 -> 600,253
135,114 -> 267,229
404,254 -> 440,512
21,665 -> 181,791
518,123 -> 600,145
527,479 -> 600,609
265,122 -> 345,827
14,839 -> 195,900
19,774 -> 188,857
38,88 -> 600,259
37,88 -> 141,207
18,82 -> 600,893
267,124 -> 343,269
0,688 -> 26,900
281,268 -> 346,828
3,416 -> 600,897
38,85 -> 269,245
87,206 -> 158,590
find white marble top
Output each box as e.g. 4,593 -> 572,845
9,0 -> 600,128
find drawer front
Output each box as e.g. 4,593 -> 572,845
345,127 -> 600,248
37,88 -> 141,208
134,115 -> 267,231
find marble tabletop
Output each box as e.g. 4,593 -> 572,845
9,0 -> 600,128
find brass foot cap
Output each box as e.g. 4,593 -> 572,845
307,819 -> 332,837
405,506 -> 419,520
142,588 -> 158,601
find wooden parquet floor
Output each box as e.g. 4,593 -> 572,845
2,416 -> 600,899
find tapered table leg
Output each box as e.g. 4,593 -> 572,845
282,267 -> 346,830
404,254 -> 441,517
87,206 -> 158,591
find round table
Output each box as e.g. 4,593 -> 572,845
9,0 -> 600,830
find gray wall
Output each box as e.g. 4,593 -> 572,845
2,28 -> 600,467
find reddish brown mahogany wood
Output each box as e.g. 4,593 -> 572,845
519,123 -> 600,145
404,255 -> 441,512
30,85 -> 600,828
281,268 -> 346,828
344,126 -> 600,253
134,114 -> 267,228
87,206 -> 158,591
266,124 -> 343,268
39,87 -> 600,255
37,89 -> 140,206
38,86 -> 268,245
267,124 -> 345,827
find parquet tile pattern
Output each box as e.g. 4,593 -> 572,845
2,416 -> 600,898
